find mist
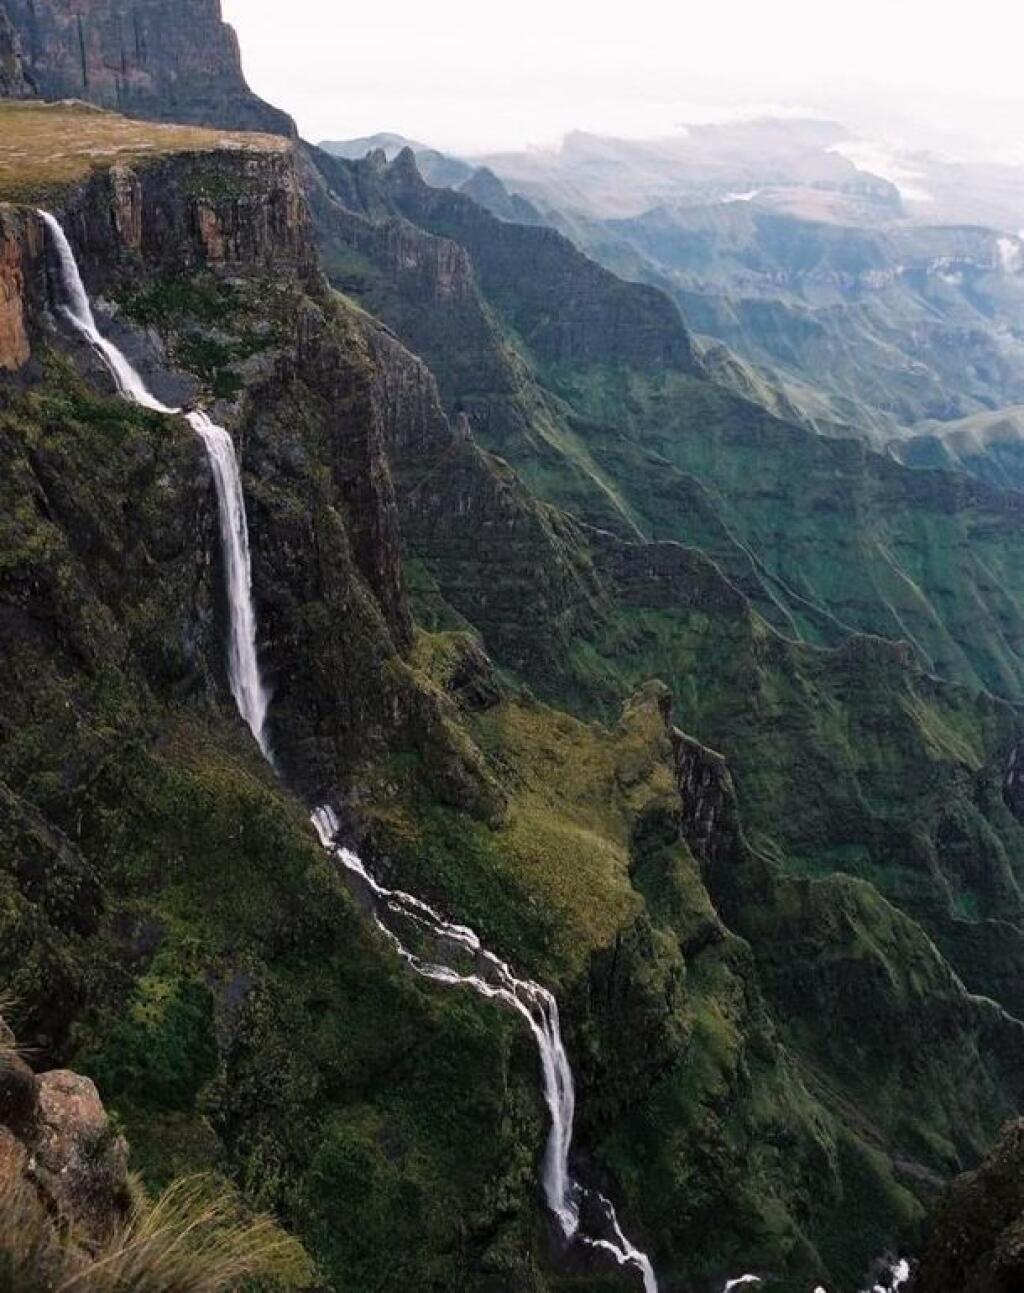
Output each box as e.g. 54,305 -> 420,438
221,0 -> 1024,158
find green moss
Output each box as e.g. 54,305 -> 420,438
84,977 -> 217,1111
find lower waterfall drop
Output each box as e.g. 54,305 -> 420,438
39,209 -> 658,1292
311,808 -> 658,1293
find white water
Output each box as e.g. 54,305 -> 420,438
38,212 -> 272,761
311,807 -> 658,1292
721,1256 -> 911,1293
41,209 -> 656,1290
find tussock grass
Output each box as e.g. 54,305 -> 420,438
0,1149 -> 63,1292
0,1168 -> 297,1293
0,101 -> 286,203
0,995 -> 27,1066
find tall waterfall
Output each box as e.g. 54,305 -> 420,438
311,807 -> 658,1292
38,211 -> 273,763
40,211 -> 657,1292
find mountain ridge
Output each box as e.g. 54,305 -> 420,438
1,12 -> 1024,1293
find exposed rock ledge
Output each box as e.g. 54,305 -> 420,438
0,1012 -> 131,1262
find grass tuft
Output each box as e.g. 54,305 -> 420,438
0,1168 -> 297,1293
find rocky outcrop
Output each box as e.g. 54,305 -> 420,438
913,1120 -> 1024,1292
0,1014 -> 131,1258
0,0 -> 294,135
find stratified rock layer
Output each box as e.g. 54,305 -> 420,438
0,0 -> 293,134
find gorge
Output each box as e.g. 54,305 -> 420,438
39,202 -> 659,1291
1,5 -> 1024,1293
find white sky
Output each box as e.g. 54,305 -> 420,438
221,0 -> 1024,158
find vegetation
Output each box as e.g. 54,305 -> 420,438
0,101 -> 285,203
0,1166 -> 303,1293
2,101 -> 1024,1293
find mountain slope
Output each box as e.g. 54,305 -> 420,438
2,29 -> 1024,1293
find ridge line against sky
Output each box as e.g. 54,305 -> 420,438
222,0 -> 1024,161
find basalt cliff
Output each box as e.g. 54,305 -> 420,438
1,9 -> 1024,1293
0,0 -> 293,134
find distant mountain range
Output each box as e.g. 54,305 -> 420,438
321,120 -> 1024,441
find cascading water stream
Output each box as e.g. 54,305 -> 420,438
38,211 -> 273,763
311,809 -> 658,1292
39,210 -> 657,1291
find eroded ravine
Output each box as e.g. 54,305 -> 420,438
39,210 -> 658,1293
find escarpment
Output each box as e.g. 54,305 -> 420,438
0,0 -> 294,135
2,28 -> 1024,1291
31,128 -> 500,814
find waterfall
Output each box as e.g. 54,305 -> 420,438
38,212 -> 273,762
311,808 -> 658,1292
40,210 -> 657,1292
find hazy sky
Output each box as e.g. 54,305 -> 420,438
221,0 -> 1024,158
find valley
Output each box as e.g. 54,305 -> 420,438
1,5 -> 1023,1293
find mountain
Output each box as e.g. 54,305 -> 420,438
463,122 -> 1024,441
319,135 -> 546,224
319,131 -> 429,160
474,120 -> 901,222
596,204 -> 1024,439
0,0 -> 294,134
2,10 -> 1024,1293
891,406 -> 1024,492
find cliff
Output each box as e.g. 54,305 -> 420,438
0,2 -> 29,97
913,1120 -> 1024,1292
378,148 -> 698,373
2,27 -> 1024,1293
0,0 -> 294,135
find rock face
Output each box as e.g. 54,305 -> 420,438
0,205 -> 41,370
0,2 -> 30,97
0,0 -> 294,135
0,1014 -> 130,1256
65,148 -> 316,284
914,1120 -> 1024,1292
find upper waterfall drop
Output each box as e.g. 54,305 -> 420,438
38,211 -> 273,762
